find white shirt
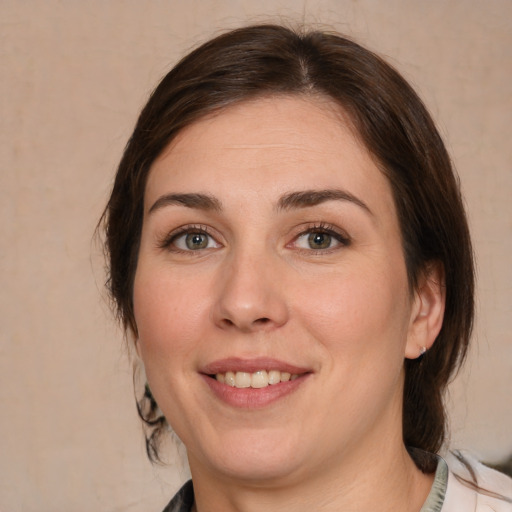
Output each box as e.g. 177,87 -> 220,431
433,452 -> 512,511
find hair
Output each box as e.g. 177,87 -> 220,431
101,24 -> 474,468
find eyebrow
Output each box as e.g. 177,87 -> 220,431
148,193 -> 222,214
277,189 -> 372,215
148,188 -> 372,216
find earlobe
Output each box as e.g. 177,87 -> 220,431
405,262 -> 446,360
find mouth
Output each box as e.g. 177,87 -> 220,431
201,358 -> 311,408
213,370 -> 299,389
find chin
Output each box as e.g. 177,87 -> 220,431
190,427 -> 307,484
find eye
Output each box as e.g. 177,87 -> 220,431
295,231 -> 339,250
306,232 -> 333,250
163,227 -> 221,252
292,225 -> 350,252
180,232 -> 210,250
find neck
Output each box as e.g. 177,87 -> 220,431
189,439 -> 434,512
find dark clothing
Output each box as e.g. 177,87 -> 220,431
162,480 -> 194,512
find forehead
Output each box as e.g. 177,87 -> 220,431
145,96 -> 394,216
154,95 -> 361,164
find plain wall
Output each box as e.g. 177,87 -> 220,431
1,1 -> 511,511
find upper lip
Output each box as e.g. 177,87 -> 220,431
201,357 -> 311,375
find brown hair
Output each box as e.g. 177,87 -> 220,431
102,24 -> 474,466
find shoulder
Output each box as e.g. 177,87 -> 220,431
443,451 -> 512,511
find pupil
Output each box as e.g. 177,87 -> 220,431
186,233 -> 207,249
309,232 -> 331,249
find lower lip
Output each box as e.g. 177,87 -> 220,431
202,374 -> 310,408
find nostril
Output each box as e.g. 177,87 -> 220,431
254,317 -> 271,325
219,316 -> 273,330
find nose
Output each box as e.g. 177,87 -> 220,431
212,248 -> 289,333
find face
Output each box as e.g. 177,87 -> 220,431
133,96 -> 424,486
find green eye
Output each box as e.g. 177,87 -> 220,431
307,232 -> 332,249
169,229 -> 220,251
185,233 -> 209,250
293,226 -> 349,252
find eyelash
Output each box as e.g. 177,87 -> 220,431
157,222 -> 351,254
291,222 -> 351,253
157,224 -> 217,253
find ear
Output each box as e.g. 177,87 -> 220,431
405,262 -> 446,360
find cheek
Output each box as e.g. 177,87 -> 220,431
294,262 -> 411,359
133,266 -> 211,365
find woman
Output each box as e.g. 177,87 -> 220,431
102,25 -> 512,511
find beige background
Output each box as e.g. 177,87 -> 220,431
1,1 -> 511,511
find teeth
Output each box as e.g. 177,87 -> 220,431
235,372 -> 251,388
251,370 -> 268,388
215,370 -> 300,388
268,370 -> 281,385
225,371 -> 235,387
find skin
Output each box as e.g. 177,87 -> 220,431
133,96 -> 445,511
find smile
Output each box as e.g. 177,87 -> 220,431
202,358 -> 311,408
215,370 -> 299,388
